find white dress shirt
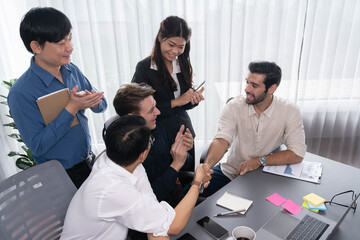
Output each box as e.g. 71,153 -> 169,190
216,96 -> 307,180
60,153 -> 175,240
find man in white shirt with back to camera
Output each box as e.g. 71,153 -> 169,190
201,61 -> 307,197
61,115 -> 211,240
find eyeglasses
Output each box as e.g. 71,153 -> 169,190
325,190 -> 357,213
149,136 -> 155,147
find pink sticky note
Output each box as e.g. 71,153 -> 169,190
282,199 -> 302,215
266,193 -> 287,206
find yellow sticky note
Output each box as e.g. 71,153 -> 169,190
303,193 -> 326,206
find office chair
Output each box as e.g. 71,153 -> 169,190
102,114 -> 120,140
93,115 -> 121,161
0,160 -> 77,240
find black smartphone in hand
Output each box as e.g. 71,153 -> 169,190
197,216 -> 228,239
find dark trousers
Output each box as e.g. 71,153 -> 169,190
201,164 -> 231,197
66,160 -> 91,188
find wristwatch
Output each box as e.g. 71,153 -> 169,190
192,181 -> 204,193
259,155 -> 268,166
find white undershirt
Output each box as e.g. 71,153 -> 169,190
151,59 -> 182,98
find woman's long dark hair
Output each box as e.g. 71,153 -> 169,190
150,16 -> 193,91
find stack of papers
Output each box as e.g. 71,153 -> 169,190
263,161 -> 322,183
302,193 -> 327,213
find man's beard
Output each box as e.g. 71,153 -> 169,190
245,91 -> 267,105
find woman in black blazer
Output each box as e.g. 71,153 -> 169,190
132,16 -> 204,162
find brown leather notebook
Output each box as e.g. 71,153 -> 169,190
36,88 -> 78,127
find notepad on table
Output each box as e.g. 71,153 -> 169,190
216,191 -> 253,214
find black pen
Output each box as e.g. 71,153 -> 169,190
214,208 -> 246,217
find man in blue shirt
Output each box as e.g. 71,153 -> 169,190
8,7 -> 107,188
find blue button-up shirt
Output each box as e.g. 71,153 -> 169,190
8,58 -> 107,169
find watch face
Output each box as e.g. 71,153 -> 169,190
260,156 -> 267,166
192,181 -> 204,193
199,182 -> 204,194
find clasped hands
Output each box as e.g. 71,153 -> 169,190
169,126 -> 213,188
170,125 -> 194,171
66,85 -> 104,115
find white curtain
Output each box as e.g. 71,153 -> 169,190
0,0 -> 359,180
298,0 -> 360,167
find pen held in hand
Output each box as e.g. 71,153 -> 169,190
193,80 -> 205,92
213,208 -> 246,217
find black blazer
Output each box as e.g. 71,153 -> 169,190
131,57 -> 197,138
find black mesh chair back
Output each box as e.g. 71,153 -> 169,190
0,160 -> 77,240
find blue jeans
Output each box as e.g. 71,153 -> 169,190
184,164 -> 231,197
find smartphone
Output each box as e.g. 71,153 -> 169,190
194,81 -> 205,91
197,216 -> 228,239
177,232 -> 197,240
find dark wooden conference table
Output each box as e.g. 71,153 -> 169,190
171,152 -> 360,240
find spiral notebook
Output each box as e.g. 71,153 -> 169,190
216,191 -> 253,214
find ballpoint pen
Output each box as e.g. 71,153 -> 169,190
193,80 -> 205,91
213,208 -> 246,217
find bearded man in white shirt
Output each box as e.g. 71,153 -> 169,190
202,61 -> 307,197
61,115 -> 211,239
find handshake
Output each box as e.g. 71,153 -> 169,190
193,163 -> 213,192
